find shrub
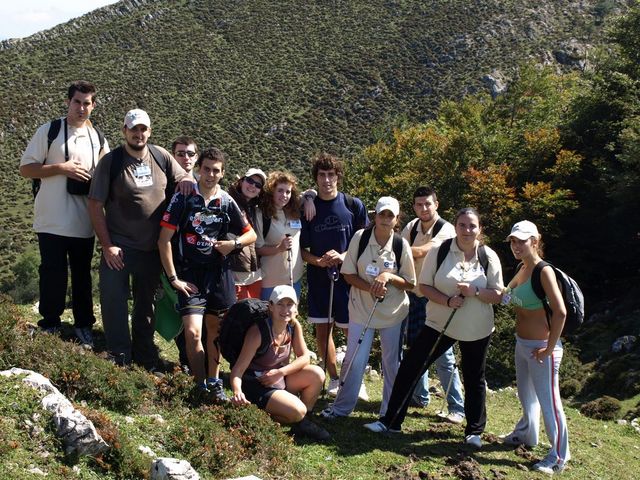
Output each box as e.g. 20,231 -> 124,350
560,378 -> 582,398
580,396 -> 622,420
7,248 -> 39,304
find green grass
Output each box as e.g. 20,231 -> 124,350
2,299 -> 639,479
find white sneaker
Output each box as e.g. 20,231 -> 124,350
327,378 -> 340,397
465,434 -> 482,449
445,412 -> 465,424
533,459 -> 565,475
358,382 -> 369,401
363,420 -> 400,434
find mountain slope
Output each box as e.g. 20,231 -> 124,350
0,0 -> 624,279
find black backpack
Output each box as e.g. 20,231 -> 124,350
530,261 -> 585,336
219,298 -> 272,368
32,118 -> 106,198
356,226 -> 404,270
409,217 -> 446,245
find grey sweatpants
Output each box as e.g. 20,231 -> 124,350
511,335 -> 570,466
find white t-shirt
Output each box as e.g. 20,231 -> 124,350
20,118 -> 109,238
341,228 -> 416,329
255,208 -> 303,288
401,215 -> 455,296
419,239 -> 503,341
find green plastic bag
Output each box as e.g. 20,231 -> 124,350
154,274 -> 183,341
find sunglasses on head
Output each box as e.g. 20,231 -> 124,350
175,150 -> 197,158
244,176 -> 263,189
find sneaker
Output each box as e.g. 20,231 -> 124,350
291,417 -> 331,442
74,327 -> 94,348
465,434 -> 482,449
319,406 -> 342,420
445,412 -> 465,424
363,420 -> 400,434
206,378 -> 229,403
327,378 -> 340,397
533,459 -> 565,475
358,382 -> 369,401
499,432 -> 526,446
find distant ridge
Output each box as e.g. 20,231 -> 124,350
0,0 -> 627,280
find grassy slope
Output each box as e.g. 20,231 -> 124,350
0,0 -> 612,280
2,303 -> 639,480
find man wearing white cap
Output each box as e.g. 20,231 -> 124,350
19,80 -> 109,347
88,109 -> 191,369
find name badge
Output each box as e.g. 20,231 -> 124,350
366,264 -> 380,277
134,164 -> 153,187
289,219 -> 302,229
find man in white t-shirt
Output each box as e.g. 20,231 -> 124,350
19,81 -> 109,347
401,186 -> 465,423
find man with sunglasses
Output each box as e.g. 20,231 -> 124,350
170,136 -> 200,370
172,136 -> 198,174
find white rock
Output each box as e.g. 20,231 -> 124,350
151,458 -> 200,479
139,445 -> 157,457
27,467 -> 47,476
149,414 -> 165,424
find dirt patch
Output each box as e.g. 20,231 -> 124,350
445,453 -> 488,480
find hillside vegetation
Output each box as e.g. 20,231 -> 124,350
0,0 -> 624,281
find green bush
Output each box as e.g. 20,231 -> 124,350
580,395 -> 622,420
7,248 -> 39,304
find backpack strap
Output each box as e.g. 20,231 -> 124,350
262,214 -> 272,240
46,118 -> 63,158
392,233 -> 403,271
477,245 -> 489,275
357,226 -> 374,261
94,126 -> 106,155
409,220 -> 420,245
436,237 -> 453,273
531,260 -> 554,323
343,192 -> 368,230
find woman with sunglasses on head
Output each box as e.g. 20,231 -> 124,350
255,171 -> 304,301
365,208 -> 503,450
228,168 -> 267,299
501,220 -> 569,475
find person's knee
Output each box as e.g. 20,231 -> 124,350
308,364 -> 325,384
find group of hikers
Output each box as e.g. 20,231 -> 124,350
19,80 -> 568,474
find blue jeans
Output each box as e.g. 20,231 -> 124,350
403,293 -> 464,415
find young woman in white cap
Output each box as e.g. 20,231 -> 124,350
229,285 -> 330,441
255,171 -> 304,300
321,196 -> 416,420
228,168 -> 267,299
501,220 -> 570,475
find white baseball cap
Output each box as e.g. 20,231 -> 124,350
124,109 -> 151,129
506,220 -> 540,240
244,168 -> 267,183
375,196 -> 400,216
269,285 -> 298,304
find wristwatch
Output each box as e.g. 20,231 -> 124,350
234,239 -> 242,250
475,286 -> 480,296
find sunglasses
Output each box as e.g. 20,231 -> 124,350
175,150 -> 197,158
244,176 -> 264,189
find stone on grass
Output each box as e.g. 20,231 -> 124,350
151,458 -> 200,480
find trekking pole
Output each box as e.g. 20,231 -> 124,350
321,266 -> 339,397
338,296 -> 382,391
387,297 -> 462,431
285,234 -> 293,286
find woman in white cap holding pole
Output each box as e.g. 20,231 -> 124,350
228,168 -> 267,299
501,220 -> 569,475
321,196 -> 415,420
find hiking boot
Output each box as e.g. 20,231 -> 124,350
358,382 -> 369,401
291,417 -> 331,442
363,420 -> 400,434
327,378 -> 340,397
445,412 -> 465,425
74,327 -> 94,348
533,459 -> 565,475
206,378 -> 229,403
465,434 -> 482,449
41,325 -> 61,335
